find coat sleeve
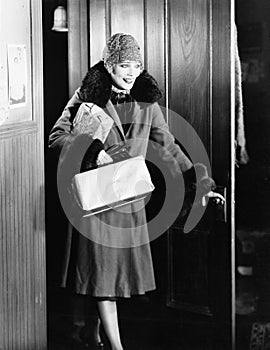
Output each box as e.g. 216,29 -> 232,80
48,89 -> 104,183
149,102 -> 193,175
48,89 -> 104,218
149,103 -> 215,208
48,89 -> 83,151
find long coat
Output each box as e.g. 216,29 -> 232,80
48,61 -> 193,298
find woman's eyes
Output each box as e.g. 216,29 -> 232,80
120,64 -> 140,69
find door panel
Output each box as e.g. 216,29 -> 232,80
168,1 -> 233,345
212,0 -> 232,183
90,0 -> 106,66
145,0 -> 165,106
167,1 -> 233,347
170,0 -> 210,143
68,0 -> 89,96
111,0 -> 145,59
169,226 -> 212,315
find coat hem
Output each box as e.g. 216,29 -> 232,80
61,284 -> 156,298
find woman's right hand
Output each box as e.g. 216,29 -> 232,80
96,150 -> 113,165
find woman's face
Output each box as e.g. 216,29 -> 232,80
110,61 -> 141,90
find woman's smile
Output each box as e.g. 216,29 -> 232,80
123,78 -> 134,84
110,61 -> 141,90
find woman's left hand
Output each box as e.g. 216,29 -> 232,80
202,191 -> 226,207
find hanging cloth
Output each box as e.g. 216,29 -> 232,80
235,23 -> 249,165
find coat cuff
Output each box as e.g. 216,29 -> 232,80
183,163 -> 216,201
80,139 -> 104,172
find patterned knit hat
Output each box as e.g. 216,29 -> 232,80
103,33 -> 143,69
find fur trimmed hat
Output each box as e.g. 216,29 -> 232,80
103,33 -> 143,69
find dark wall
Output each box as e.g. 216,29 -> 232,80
236,0 -> 270,164
236,0 -> 270,229
43,0 -> 68,138
42,0 -> 69,288
235,1 -> 270,330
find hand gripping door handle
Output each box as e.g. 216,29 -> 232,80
211,185 -> 227,223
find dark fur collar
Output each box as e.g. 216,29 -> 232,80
79,61 -> 163,107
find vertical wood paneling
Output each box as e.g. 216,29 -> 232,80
68,0 -> 88,96
145,0 -> 165,106
32,0 -> 47,343
89,0 -> 106,66
17,136 -> 24,350
0,0 -> 46,347
169,0 -> 210,148
111,0 -> 144,60
21,135 -> 27,350
2,139 -> 8,349
0,140 -> 5,350
212,0 -> 231,182
27,133 -> 34,348
0,132 -> 46,349
22,137 -> 27,350
6,139 -> 12,348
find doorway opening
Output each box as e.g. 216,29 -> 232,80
236,0 -> 270,349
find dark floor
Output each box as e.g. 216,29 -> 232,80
235,162 -> 270,350
48,304 -> 223,349
235,229 -> 270,350
47,227 -> 270,350
47,288 -> 235,350
47,296 -> 270,350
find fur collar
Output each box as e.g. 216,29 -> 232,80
79,61 -> 163,107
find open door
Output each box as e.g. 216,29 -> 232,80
67,0 -> 234,348
167,1 -> 235,349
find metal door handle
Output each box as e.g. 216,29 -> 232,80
210,185 -> 227,223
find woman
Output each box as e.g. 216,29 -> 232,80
49,33 -> 221,350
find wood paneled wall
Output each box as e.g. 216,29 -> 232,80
0,133 -> 46,350
0,0 -> 46,349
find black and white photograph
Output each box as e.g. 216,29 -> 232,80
0,0 -> 269,349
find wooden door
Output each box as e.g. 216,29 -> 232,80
67,0 -> 234,348
0,0 -> 46,349
167,2 -> 234,349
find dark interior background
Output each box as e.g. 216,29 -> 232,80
43,0 -> 68,291
236,0 -> 270,229
236,0 -> 270,348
